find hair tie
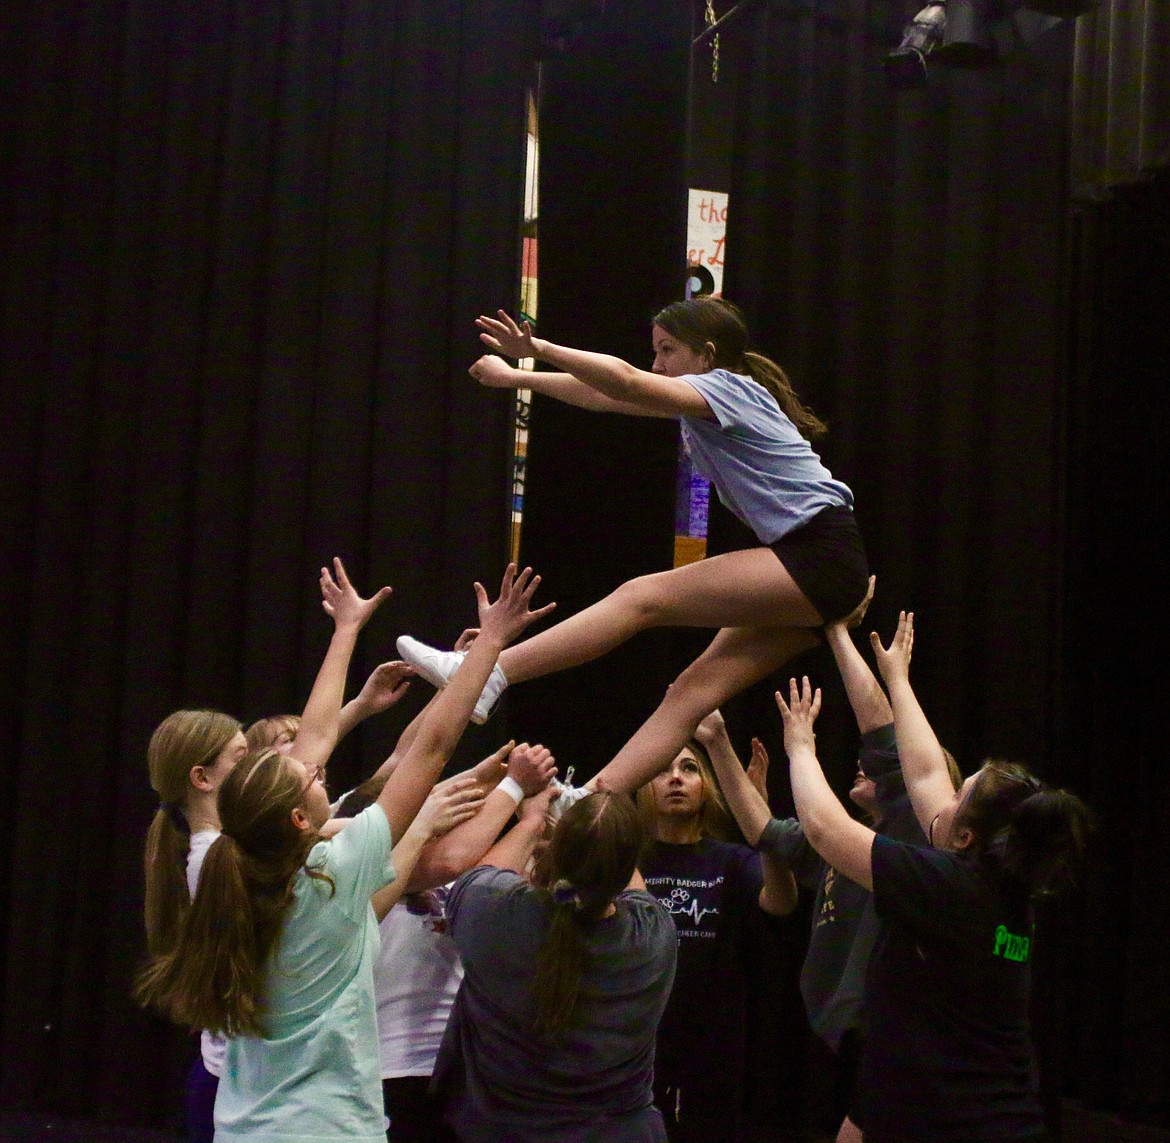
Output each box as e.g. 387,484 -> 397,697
160,801 -> 190,836
551,879 -> 580,908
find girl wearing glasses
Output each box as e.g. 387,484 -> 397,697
140,558 -> 404,1142
137,565 -> 552,1143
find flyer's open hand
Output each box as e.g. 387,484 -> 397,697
476,310 -> 536,359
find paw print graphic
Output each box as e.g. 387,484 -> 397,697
671,888 -> 690,902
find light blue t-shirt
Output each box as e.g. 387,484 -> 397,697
679,368 -> 853,544
215,803 -> 395,1143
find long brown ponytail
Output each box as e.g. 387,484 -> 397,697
143,710 -> 241,958
532,791 -> 644,1037
136,749 -> 328,1036
653,297 -> 828,440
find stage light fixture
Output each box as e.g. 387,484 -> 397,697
885,0 -> 1101,89
884,2 -> 947,89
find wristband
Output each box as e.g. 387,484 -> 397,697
497,776 -> 525,805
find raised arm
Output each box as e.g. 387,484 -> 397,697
472,310 -> 713,419
697,712 -> 771,846
291,558 -> 394,770
371,776 -> 484,921
696,711 -> 797,917
334,660 -> 415,744
869,612 -> 955,836
824,582 -> 892,735
478,785 -> 557,875
405,742 -> 557,891
375,564 -> 554,841
780,678 -> 875,892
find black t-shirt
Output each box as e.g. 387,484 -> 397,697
641,838 -> 764,1103
859,835 -> 1044,1143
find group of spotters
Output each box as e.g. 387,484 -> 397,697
139,298 -> 1092,1143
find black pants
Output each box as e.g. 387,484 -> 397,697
383,1076 -> 457,1143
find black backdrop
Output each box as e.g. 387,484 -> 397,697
0,0 -> 537,1126
1,0 -> 1167,1134
519,0 -> 1169,1136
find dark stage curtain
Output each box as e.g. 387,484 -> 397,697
0,0 -> 536,1126
1058,169 -> 1170,1128
703,0 -> 1087,1135
1071,0 -> 1170,197
510,1 -> 692,776
717,0 -> 1075,775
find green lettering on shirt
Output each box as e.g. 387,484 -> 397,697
992,924 -> 1031,963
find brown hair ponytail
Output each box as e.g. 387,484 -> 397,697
532,792 -> 644,1037
143,710 -> 241,958
653,297 -> 828,441
954,761 -> 1094,898
137,749 -> 326,1036
742,352 -> 828,441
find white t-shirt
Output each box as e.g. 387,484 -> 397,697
376,888 -> 463,1079
187,829 -> 227,1078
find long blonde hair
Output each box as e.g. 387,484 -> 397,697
636,739 -> 734,843
143,710 -> 241,958
136,749 -> 331,1036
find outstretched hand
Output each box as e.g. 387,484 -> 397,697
355,661 -> 414,714
870,610 -> 914,686
843,575 -> 876,630
320,557 -> 393,633
475,563 -> 556,646
469,355 -> 519,389
476,310 -> 536,360
775,677 -> 822,758
471,740 -> 516,788
415,776 -> 486,839
747,737 -> 770,800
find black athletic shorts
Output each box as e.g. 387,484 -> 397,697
768,505 -> 869,624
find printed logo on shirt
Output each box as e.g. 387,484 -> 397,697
645,875 -> 725,934
992,924 -> 1031,963
815,868 -> 839,929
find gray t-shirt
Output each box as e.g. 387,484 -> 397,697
679,368 -> 853,543
435,866 -> 677,1142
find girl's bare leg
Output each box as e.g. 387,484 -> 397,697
500,547 -> 822,684
590,624 -> 821,795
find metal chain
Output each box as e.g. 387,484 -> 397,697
704,0 -> 719,82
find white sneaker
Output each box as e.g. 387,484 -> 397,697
395,636 -> 508,726
396,636 -> 464,690
548,768 -> 591,820
472,664 -> 507,725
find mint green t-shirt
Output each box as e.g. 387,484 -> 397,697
215,803 -> 394,1143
